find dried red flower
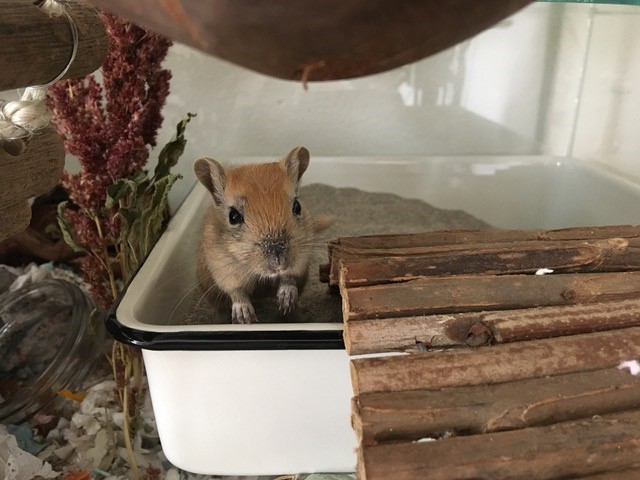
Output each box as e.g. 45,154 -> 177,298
47,12 -> 172,309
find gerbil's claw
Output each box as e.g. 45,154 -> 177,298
232,302 -> 257,324
277,284 -> 299,315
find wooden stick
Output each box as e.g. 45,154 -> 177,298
344,298 -> 640,355
0,1 -> 108,90
582,468 -> 640,480
333,225 -> 640,251
323,226 -> 640,283
350,326 -> 640,395
334,237 -> 639,287
352,367 -> 640,444
341,271 -> 640,321
358,409 -> 640,480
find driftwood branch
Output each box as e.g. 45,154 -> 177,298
353,367 -> 640,444
0,0 -> 107,90
350,326 -> 640,395
341,271 -> 640,321
344,298 -> 640,355
358,409 -> 640,480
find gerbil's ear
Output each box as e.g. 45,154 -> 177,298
281,146 -> 310,190
194,157 -> 226,206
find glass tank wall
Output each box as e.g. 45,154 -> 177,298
150,2 -> 640,210
2,2 -> 637,224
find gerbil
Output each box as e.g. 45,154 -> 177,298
193,146 -> 327,324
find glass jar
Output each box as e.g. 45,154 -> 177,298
0,279 -> 106,424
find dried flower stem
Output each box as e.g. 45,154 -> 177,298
94,216 -> 118,300
118,198 -> 129,280
48,11 -> 172,308
122,387 -> 138,479
111,340 -> 145,480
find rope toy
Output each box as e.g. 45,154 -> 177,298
0,0 -> 78,142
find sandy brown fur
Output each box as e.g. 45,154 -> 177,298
194,147 -> 322,323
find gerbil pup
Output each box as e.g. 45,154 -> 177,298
194,146 -> 324,324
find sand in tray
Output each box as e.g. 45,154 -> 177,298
185,183 -> 491,325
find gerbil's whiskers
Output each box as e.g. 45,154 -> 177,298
168,279 -> 207,323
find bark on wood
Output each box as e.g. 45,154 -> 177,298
352,367 -> 640,444
358,409 -> 640,480
88,0 -> 532,81
333,237 -> 639,287
0,0 -> 108,90
332,225 -> 640,251
341,271 -> 640,321
350,325 -> 640,395
344,298 -> 640,355
582,468 -> 640,479
327,225 -> 640,285
1,201 -> 31,244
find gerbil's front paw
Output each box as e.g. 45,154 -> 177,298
277,284 -> 298,315
232,301 -> 257,324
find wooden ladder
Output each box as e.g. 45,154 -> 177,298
321,225 -> 640,479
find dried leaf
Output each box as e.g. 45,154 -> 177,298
116,207 -> 132,246
117,207 -> 137,243
57,202 -> 88,254
154,113 -> 195,179
119,204 -> 144,274
141,173 -> 181,257
85,429 -> 109,469
105,179 -> 134,210
131,170 -> 151,197
106,172 -> 151,209
103,114 -> 190,299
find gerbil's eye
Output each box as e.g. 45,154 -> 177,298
292,198 -> 302,216
228,207 -> 244,225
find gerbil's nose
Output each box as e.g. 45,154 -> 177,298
262,234 -> 289,272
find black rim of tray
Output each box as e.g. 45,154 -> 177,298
105,270 -> 345,352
